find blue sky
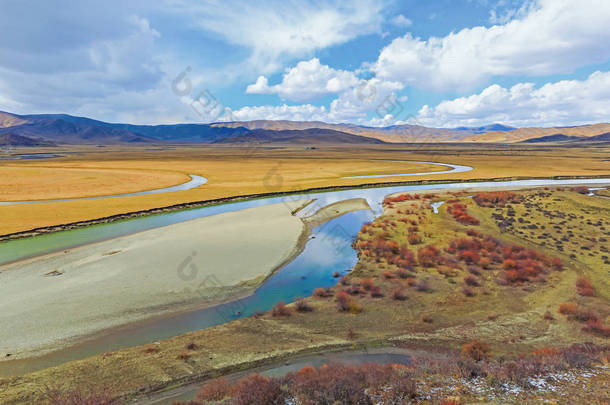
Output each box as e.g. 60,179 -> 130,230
0,0 -> 609,127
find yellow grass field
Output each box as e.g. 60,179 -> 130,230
0,144 -> 608,235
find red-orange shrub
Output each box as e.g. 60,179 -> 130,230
271,301 -> 291,317
196,378 -> 230,402
473,191 -> 521,207
418,245 -> 441,267
582,320 -> 610,337
361,278 -> 375,291
461,340 -> 490,361
576,277 -> 596,297
335,291 -> 362,313
231,374 -> 285,405
558,303 -> 577,315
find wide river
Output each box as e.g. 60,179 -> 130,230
0,175 -> 609,377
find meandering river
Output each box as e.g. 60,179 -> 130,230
1,175 -> 609,377
0,174 -> 208,206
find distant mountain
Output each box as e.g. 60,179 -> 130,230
0,110 -> 608,145
520,134 -> 585,143
454,123 -> 516,134
580,132 -> 610,142
0,133 -> 56,147
211,120 -> 470,143
465,123 -> 610,143
214,128 -> 386,144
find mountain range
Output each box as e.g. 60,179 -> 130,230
0,110 -> 608,146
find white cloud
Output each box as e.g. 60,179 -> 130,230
414,71 -> 610,127
232,77 -> 405,125
375,0 -> 610,91
0,10 -> 166,119
328,78 -> 404,122
226,104 -> 328,122
176,0 -> 385,73
246,58 -> 358,101
390,14 -> 412,27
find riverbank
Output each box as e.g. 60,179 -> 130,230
0,197 -> 371,365
0,202 -> 307,361
2,173 -> 608,243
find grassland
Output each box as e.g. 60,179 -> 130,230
2,185 -> 608,404
0,143 -> 608,235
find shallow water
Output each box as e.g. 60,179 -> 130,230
0,153 -> 62,160
2,177 -> 608,266
1,176 -> 609,376
341,160 -> 472,179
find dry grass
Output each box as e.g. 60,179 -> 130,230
0,143 -> 608,235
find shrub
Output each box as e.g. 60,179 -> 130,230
313,287 -> 331,298
464,275 -> 480,287
392,289 -> 407,301
461,340 -> 490,362
370,286 -> 384,298
186,342 -> 198,350
383,270 -> 395,279
408,231 -> 422,245
231,374 -> 285,405
346,284 -> 361,295
335,291 -> 362,313
418,245 -> 441,267
447,203 -> 480,225
295,298 -> 313,313
361,278 -> 375,291
558,302 -> 577,315
570,308 -> 599,323
415,280 -> 432,293
458,250 -> 481,264
196,378 -> 230,402
286,363 -> 416,404
177,351 -> 191,361
473,191 -> 521,207
582,320 -> 610,337
570,186 -> 589,194
462,286 -> 475,297
576,277 -> 596,297
550,257 -> 564,271
271,301 -> 291,317
396,269 -> 410,279
543,311 -> 555,321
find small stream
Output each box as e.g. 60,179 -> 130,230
143,348 -> 414,405
0,174 -> 208,206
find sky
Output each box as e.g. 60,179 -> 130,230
0,0 -> 609,128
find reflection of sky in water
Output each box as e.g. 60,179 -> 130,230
3,177 -> 610,265
4,210 -> 374,376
